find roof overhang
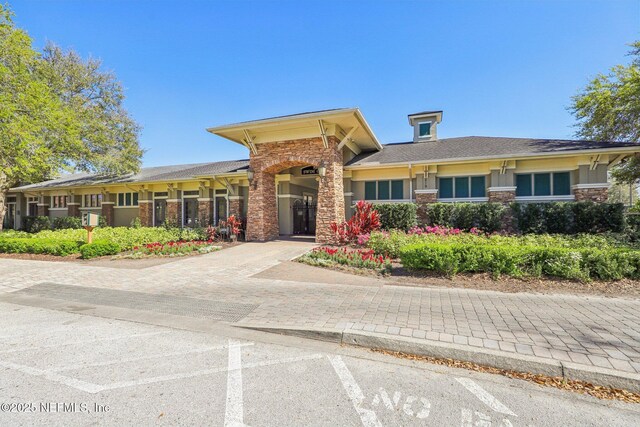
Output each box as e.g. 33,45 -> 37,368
408,110 -> 443,126
206,108 -> 382,153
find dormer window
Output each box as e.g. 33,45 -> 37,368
418,122 -> 432,139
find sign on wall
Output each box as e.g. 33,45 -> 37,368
301,166 -> 318,176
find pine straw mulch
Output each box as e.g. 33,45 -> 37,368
370,348 -> 640,404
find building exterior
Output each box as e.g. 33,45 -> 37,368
7,108 -> 640,242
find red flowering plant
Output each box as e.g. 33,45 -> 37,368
330,201 -> 381,245
299,246 -> 392,274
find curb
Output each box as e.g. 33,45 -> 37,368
237,324 -> 640,393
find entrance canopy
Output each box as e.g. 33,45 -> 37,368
206,108 -> 382,155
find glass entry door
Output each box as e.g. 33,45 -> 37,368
183,198 -> 198,227
3,204 -> 15,229
215,197 -> 227,225
154,199 -> 167,226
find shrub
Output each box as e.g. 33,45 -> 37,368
130,217 -> 142,228
79,241 -> 121,259
131,240 -> 218,256
374,203 -> 417,231
422,203 -> 505,233
331,201 -> 381,244
513,202 -> 625,235
22,216 -> 51,233
0,238 -> 81,256
52,216 -> 83,230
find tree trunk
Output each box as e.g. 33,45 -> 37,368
0,172 -> 9,232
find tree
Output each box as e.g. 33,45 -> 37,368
0,4 -> 142,229
571,41 -> 640,184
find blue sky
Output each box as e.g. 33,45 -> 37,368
11,0 -> 640,167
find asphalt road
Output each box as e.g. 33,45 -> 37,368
0,301 -> 638,426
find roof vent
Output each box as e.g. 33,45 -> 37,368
408,110 -> 443,143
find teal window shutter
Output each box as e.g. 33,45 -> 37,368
378,181 -> 390,200
515,174 -> 532,197
439,178 -> 453,198
471,176 -> 486,197
534,173 -> 551,196
364,182 -> 377,200
455,177 -> 469,198
419,122 -> 431,137
391,180 -> 404,199
553,172 -> 570,195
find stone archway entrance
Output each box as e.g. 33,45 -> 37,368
246,137 -> 344,243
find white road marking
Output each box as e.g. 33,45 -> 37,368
0,360 -> 103,393
225,340 -> 246,427
0,331 -> 169,354
51,343 -> 254,372
328,355 -> 382,427
456,377 -> 517,417
403,395 -> 431,419
461,408 -> 514,427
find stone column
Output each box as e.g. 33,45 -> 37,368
246,170 -> 278,241
139,201 -> 153,227
316,157 -> 345,244
198,198 -> 213,226
228,196 -> 244,219
573,185 -> 609,202
67,200 -> 80,217
101,202 -> 114,226
415,190 -> 438,225
487,187 -> 516,203
166,199 -> 182,227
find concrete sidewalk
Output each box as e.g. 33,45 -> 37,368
1,241 -> 639,391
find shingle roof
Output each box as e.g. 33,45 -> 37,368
346,136 -> 640,166
11,159 -> 249,191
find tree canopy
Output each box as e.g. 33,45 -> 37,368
571,41 -> 640,183
0,4 -> 142,191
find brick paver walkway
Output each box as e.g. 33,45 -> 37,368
1,241 -> 639,375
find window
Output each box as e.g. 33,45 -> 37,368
83,194 -> 102,208
117,192 -> 139,207
438,176 -> 486,199
154,192 -> 168,198
50,195 -> 67,208
363,180 -> 404,200
183,190 -> 199,197
515,172 -> 571,197
418,122 -> 431,138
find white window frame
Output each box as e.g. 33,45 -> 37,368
182,192 -> 199,227
514,170 -> 573,200
437,175 -> 487,201
82,193 -> 103,208
50,195 -> 68,209
116,192 -> 139,207
417,121 -> 433,139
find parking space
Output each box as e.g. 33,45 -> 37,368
0,302 -> 638,426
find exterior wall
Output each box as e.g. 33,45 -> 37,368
139,201 -> 153,226
415,191 -> 437,225
114,207 -> 138,227
488,189 -> 516,203
574,186 -> 609,202
166,199 -> 182,226
246,136 -> 344,243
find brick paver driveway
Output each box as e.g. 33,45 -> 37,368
1,240 -> 640,378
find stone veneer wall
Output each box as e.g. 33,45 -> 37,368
246,136 -> 344,243
101,203 -> 115,226
229,197 -> 244,219
198,200 -> 213,226
139,202 -> 153,227
488,190 -> 516,203
415,191 -> 437,225
67,204 -> 80,217
166,200 -> 182,226
37,204 -> 49,217
574,187 -> 609,202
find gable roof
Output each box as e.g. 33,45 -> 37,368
11,159 -> 249,191
346,136 -> 640,167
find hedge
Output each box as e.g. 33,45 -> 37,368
0,238 -> 81,256
79,241 -> 121,259
373,203 -> 417,231
22,216 -> 52,233
421,203 -> 506,233
399,242 -> 640,281
512,202 -> 625,234
52,216 -> 83,230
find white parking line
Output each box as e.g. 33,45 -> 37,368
328,355 -> 382,427
456,377 -> 517,417
225,340 -> 245,427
